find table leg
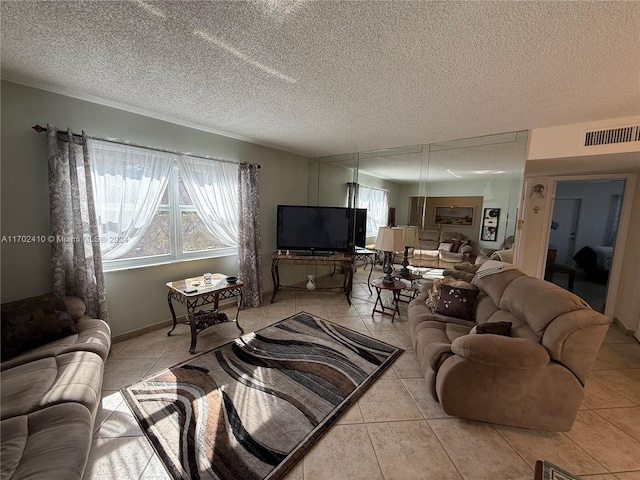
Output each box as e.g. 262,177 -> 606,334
187,306 -> 198,354
391,290 -> 401,322
235,290 -> 244,334
372,287 -> 385,316
366,257 -> 373,295
271,258 -> 280,303
345,264 -> 353,306
166,293 -> 178,336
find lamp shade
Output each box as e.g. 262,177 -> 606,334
375,226 -> 405,252
402,225 -> 419,248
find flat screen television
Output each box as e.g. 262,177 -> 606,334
277,205 -> 353,253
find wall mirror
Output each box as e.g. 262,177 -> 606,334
309,130 -> 528,259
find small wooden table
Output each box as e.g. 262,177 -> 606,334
371,277 -> 405,322
166,273 -> 244,353
392,269 -> 423,302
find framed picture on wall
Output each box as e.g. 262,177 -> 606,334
481,208 -> 500,241
434,206 -> 475,227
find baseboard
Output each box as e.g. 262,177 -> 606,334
111,299 -> 259,344
612,317 -> 636,337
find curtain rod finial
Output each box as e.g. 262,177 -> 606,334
32,124 -> 47,133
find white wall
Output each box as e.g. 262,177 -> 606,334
1,81 -> 309,337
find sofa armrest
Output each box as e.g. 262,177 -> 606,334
479,247 -> 497,257
460,244 -> 473,255
63,296 -> 87,321
450,334 -> 550,369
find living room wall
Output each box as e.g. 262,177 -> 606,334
0,81 -> 309,337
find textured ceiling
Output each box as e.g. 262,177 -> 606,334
2,1 -> 640,166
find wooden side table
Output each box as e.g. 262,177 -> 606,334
371,277 -> 405,322
166,273 -> 244,353
392,269 -> 423,302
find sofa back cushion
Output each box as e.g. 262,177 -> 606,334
1,294 -> 77,362
475,270 -> 610,383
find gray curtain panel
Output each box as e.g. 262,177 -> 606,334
237,162 -> 262,307
47,126 -> 109,322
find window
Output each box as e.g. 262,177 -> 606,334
358,185 -> 389,236
87,140 -> 238,270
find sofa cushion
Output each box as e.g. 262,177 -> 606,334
1,403 -> 93,480
1,350 -> 104,420
0,316 -> 111,371
500,277 -> 591,337
1,294 -> 77,362
434,286 -> 479,321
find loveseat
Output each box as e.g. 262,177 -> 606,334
407,261 -> 610,431
396,229 -> 473,267
1,293 -> 111,480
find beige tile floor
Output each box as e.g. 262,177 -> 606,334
85,268 -> 640,480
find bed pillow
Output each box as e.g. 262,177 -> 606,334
1,293 -> 77,361
434,285 -> 479,321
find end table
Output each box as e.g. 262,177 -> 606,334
371,277 -> 405,322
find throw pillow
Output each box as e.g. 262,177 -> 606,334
469,321 -> 513,336
434,285 -> 479,321
1,293 -> 77,362
448,238 -> 462,253
425,277 -> 474,309
438,242 -> 453,252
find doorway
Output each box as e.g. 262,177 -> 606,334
544,179 -> 626,313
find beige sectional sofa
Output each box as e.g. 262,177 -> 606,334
397,229 -> 473,267
1,294 -> 111,480
407,262 -> 610,431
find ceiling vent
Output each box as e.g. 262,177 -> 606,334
584,125 -> 640,147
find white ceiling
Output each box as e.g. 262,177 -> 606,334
2,1 -> 639,162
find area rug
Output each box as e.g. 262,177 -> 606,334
121,311 -> 402,480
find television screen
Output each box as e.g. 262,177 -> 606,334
353,208 -> 367,247
277,205 -> 352,253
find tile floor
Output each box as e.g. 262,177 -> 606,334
85,268 -> 640,480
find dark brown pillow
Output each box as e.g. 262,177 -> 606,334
434,286 -> 479,321
1,293 -> 77,361
471,321 -> 513,336
449,238 -> 462,253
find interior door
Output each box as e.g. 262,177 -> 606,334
549,198 -> 581,265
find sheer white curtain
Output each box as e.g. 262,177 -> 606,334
358,185 -> 389,236
178,155 -> 238,247
87,139 -> 174,260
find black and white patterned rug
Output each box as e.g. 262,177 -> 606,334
122,312 -> 402,480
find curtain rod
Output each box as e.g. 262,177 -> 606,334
32,124 -> 260,168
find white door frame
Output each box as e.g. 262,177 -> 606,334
540,173 -> 636,319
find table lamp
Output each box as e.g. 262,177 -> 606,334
374,226 -> 405,284
400,225 -> 419,277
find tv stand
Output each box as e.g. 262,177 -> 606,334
293,250 -> 332,257
270,251 -> 354,304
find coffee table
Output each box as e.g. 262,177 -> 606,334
371,277 -> 405,322
166,273 -> 244,353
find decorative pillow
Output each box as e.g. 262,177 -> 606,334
425,276 -> 473,308
469,321 -> 512,336
438,242 -> 454,252
448,238 -> 462,253
1,293 -> 77,362
434,285 -> 479,321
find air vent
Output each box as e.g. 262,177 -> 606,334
584,125 -> 640,146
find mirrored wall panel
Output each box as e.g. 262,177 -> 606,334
309,131 -> 528,261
